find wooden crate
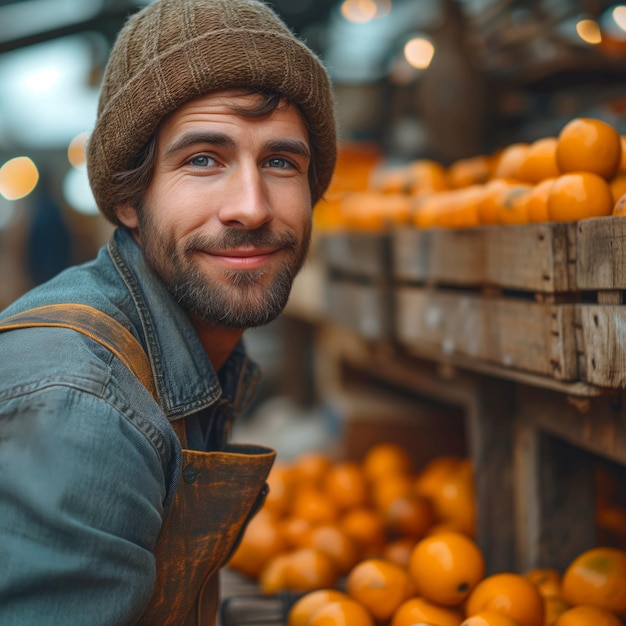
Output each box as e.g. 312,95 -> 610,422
392,217 -> 626,390
320,232 -> 393,340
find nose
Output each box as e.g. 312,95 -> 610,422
217,164 -> 273,229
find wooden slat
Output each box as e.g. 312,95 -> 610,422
392,223 -> 575,292
576,216 -> 626,290
577,304 -> 626,388
320,232 -> 390,278
392,227 -> 486,285
325,281 -> 391,340
395,287 -> 578,380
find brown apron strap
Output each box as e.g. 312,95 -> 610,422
0,303 -> 157,400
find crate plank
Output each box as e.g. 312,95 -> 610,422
325,280 -> 390,340
392,227 -> 486,285
576,216 -> 626,290
321,232 -> 390,278
578,304 -> 626,388
392,223 -> 575,292
396,287 -> 578,380
484,222 -> 575,293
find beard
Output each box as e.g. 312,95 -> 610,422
138,211 -> 312,329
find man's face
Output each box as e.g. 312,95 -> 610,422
120,89 -> 313,329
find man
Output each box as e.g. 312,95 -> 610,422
0,0 -> 337,624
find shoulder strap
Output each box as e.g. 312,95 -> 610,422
0,303 -> 157,401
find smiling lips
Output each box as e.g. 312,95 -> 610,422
207,246 -> 279,270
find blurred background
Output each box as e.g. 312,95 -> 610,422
2,0 -> 626,455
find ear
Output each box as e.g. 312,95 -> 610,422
115,203 -> 139,229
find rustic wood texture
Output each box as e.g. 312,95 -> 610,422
578,305 -> 626,388
392,223 -> 575,292
321,232 -> 390,279
576,216 -> 626,290
325,280 -> 391,340
395,287 -> 578,380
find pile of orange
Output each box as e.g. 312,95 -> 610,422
316,118 -> 626,231
227,443 -> 476,593
227,443 -> 626,626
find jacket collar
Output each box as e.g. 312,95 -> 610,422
108,227 -> 260,421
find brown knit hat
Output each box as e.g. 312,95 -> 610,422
87,0 -> 337,223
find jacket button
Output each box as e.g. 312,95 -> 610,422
183,465 -> 197,483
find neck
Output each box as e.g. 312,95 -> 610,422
189,314 -> 244,372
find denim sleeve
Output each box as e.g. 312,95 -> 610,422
0,382 -> 167,626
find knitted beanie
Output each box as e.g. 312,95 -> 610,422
86,0 -> 337,223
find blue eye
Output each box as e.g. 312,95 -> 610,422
189,155 -> 216,167
267,157 -> 291,169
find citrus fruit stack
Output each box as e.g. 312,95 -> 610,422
227,443 -> 476,594
317,117 -> 626,230
228,444 -> 626,626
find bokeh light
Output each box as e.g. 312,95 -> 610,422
404,37 -> 435,69
576,18 -> 602,44
0,156 -> 39,200
67,131 -> 89,168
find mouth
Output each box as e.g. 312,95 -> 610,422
202,246 -> 280,270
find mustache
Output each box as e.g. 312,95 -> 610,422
184,228 -> 299,254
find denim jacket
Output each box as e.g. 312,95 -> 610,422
0,227 -> 261,625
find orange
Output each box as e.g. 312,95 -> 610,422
436,185 -> 483,228
561,546 -> 626,616
466,573 -> 545,626
339,506 -> 387,558
524,568 -> 562,598
391,596 -> 464,626
408,531 -> 485,606
226,510 -> 286,578
383,493 -> 436,539
554,605 -> 622,626
322,461 -> 369,512
371,472 -> 415,512
281,547 -> 338,592
461,610 -> 521,626
288,589 -> 353,626
610,174 -> 626,204
346,558 -> 414,621
556,117 -> 622,180
496,183 -> 532,225
519,137 -> 561,183
448,155 -> 492,189
613,192 -> 626,217
259,552 -> 291,594
525,178 -> 556,223
264,461 -> 294,517
408,159 -> 450,196
382,537 -> 418,568
281,516 -> 314,549
414,455 -> 463,499
544,597 -> 571,626
494,143 -> 530,180
291,487 -> 338,525
477,179 -> 517,225
290,451 -> 332,488
428,459 -> 476,536
362,442 -> 413,483
307,598 -> 375,626
304,523 -> 360,576
547,172 -> 613,222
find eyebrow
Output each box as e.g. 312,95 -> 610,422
163,132 -> 310,161
163,131 -> 235,159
